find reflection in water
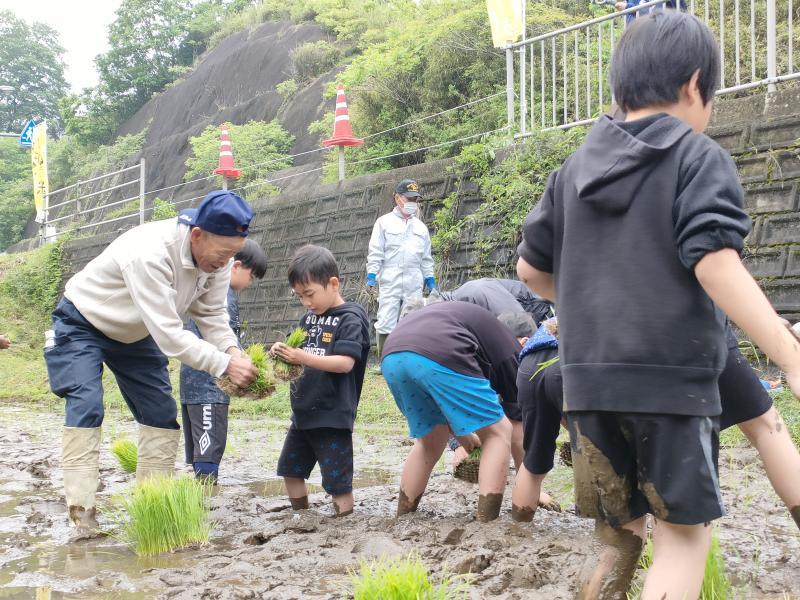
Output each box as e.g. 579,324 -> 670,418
0,467 -> 396,598
243,469 -> 395,497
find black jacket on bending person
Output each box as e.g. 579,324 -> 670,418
518,114 -> 751,417
381,301 -> 519,406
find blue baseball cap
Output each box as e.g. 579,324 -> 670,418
178,190 -> 253,237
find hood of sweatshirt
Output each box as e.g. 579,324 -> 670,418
573,114 -> 693,213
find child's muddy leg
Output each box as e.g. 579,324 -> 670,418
641,520 -> 712,600
474,417 -> 512,522
284,477 -> 309,510
577,517 -> 645,600
738,407 -> 800,529
510,419 -> 524,470
397,424 -> 449,516
332,492 -> 354,517
511,464 -> 545,522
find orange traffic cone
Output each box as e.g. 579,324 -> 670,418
213,124 -> 242,178
323,85 -> 363,181
322,85 -> 364,147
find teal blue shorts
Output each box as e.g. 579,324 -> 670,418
382,351 -> 505,439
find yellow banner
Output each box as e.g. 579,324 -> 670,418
486,0 -> 523,48
31,122 -> 48,223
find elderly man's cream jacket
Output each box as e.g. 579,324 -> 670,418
64,218 -> 237,377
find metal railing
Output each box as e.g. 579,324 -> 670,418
507,0 -> 800,135
42,159 -> 145,241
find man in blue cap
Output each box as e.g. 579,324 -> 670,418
44,190 -> 258,539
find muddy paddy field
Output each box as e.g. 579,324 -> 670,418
0,374 -> 798,600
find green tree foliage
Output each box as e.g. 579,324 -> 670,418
0,11 -> 69,133
185,120 -> 294,187
95,0 -> 211,125
290,41 -> 340,84
311,0 -> 582,178
0,138 -> 33,251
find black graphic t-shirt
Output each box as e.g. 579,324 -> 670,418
290,302 -> 370,431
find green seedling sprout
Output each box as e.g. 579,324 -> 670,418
111,438 -> 137,473
113,475 -> 212,557
530,355 -> 560,380
351,553 -> 469,600
273,327 -> 307,380
217,343 -> 277,398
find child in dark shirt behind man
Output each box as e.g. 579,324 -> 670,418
272,245 -> 370,517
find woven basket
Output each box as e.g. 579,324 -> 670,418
454,457 -> 480,483
558,441 -> 573,468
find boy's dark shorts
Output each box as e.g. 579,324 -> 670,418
277,424 -> 353,496
517,348 -> 563,474
719,347 -> 773,430
181,403 -> 228,464
567,411 -> 724,527
501,399 -> 522,422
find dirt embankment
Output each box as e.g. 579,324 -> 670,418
1,405 -> 799,599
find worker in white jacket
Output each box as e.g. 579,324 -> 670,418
44,190 -> 258,538
366,179 -> 436,358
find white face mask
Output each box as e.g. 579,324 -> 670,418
402,202 -> 418,217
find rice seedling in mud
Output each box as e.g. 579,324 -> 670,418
628,530 -> 731,599
111,438 -> 137,473
217,343 -> 277,399
113,475 -> 212,557
272,327 -> 307,382
351,553 -> 470,600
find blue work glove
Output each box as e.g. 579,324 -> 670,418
424,276 -> 437,292
366,273 -> 377,296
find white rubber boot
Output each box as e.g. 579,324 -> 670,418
136,424 -> 180,483
62,426 -> 102,539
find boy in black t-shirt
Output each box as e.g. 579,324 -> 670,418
272,245 -> 370,517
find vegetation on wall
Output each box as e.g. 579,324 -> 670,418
431,128 -> 586,280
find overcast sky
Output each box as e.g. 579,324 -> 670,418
0,0 -> 122,92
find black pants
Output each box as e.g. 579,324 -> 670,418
181,403 -> 229,465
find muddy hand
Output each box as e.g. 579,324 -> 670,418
0,334 -> 9,350
226,354 -> 257,387
455,432 -> 481,453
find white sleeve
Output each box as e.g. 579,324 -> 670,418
121,257 -> 232,377
420,225 -> 435,279
366,219 -> 385,275
189,262 -> 238,354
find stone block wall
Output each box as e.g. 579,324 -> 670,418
707,87 -> 800,322
54,87 -> 800,341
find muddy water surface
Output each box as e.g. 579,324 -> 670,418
0,406 -> 798,599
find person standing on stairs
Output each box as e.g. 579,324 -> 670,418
365,179 -> 436,366
44,190 -> 258,539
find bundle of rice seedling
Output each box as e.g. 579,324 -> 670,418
111,438 -> 138,473
453,448 -> 482,484
351,553 -> 469,600
114,475 -> 212,557
217,343 -> 277,399
272,327 -> 307,382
